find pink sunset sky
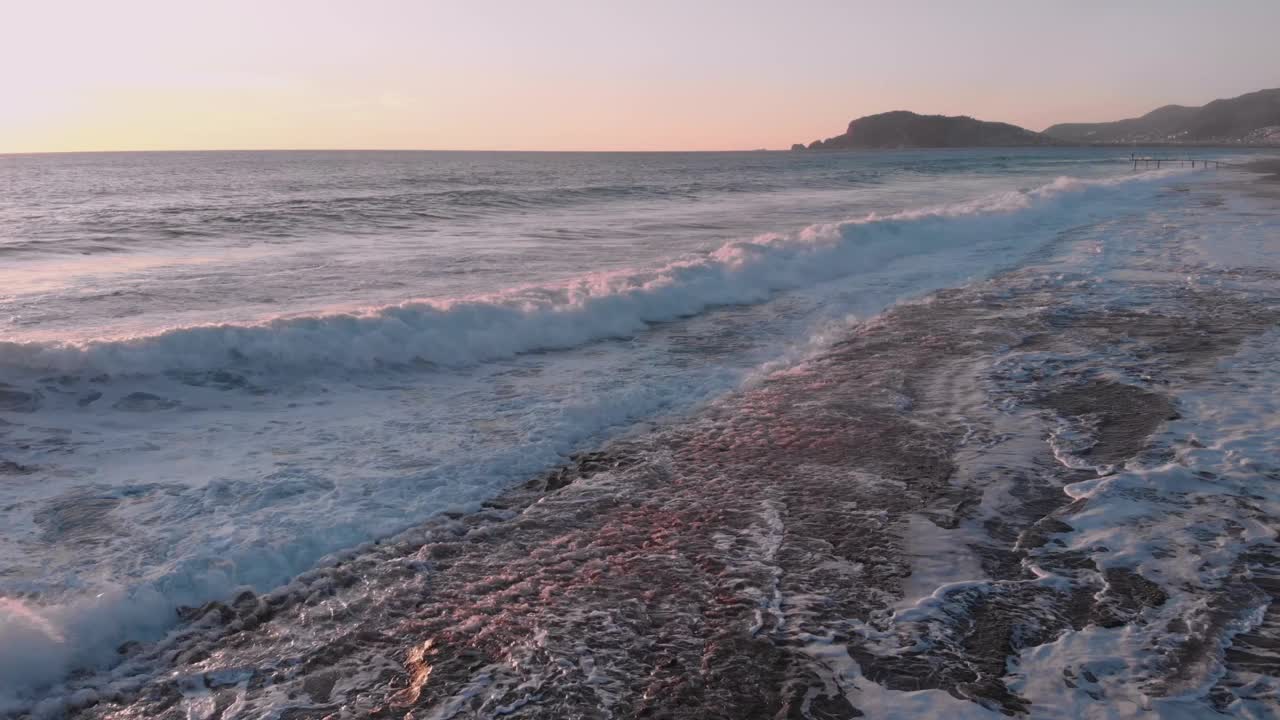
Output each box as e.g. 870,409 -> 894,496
3,0 -> 1277,153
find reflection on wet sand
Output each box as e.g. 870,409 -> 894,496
42,178 -> 1280,719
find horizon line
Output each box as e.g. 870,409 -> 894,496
0,147 -> 798,157
6,145 -> 1278,158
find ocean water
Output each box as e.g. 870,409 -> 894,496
1,148 -> 1275,715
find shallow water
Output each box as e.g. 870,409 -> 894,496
1,148 -> 1276,716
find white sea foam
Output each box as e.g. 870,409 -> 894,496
1009,328 -> 1280,716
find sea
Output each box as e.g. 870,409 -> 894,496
2,148 -> 1277,718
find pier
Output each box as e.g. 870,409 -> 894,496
1130,153 -> 1226,170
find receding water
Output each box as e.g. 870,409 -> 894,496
0,147 -> 1271,712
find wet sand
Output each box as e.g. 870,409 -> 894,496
59,272 -> 1280,717
33,178 -> 1280,719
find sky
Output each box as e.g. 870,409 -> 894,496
2,0 -> 1278,153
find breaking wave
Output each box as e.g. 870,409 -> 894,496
0,173 -> 1173,380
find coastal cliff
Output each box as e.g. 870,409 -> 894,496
793,88 -> 1280,150
1043,88 -> 1280,145
798,111 -> 1057,150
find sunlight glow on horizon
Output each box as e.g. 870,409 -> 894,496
3,0 -> 1278,153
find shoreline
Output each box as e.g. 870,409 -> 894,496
41,176 -> 1280,718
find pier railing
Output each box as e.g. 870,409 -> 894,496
1129,154 -> 1227,170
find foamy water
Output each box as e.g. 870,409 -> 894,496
0,148 -> 1273,715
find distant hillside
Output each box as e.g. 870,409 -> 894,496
1043,88 -> 1280,145
798,111 -> 1058,150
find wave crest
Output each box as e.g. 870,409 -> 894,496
0,172 -> 1169,379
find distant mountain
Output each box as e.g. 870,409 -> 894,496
1043,88 -> 1280,145
798,111 -> 1058,150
